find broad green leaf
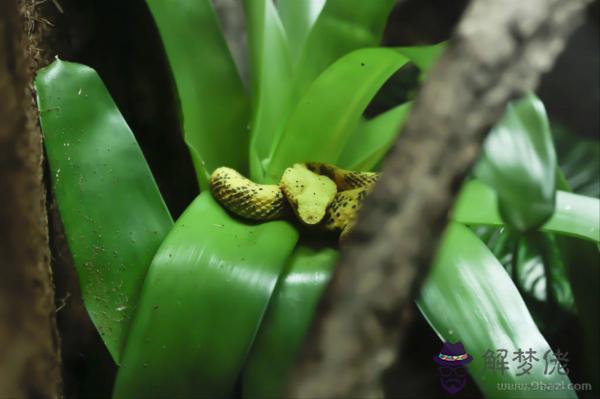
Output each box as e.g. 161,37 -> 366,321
556,237 -> 600,389
337,43 -> 444,172
555,167 -> 571,192
418,223 -> 576,398
395,42 -> 446,72
147,0 -> 249,189
266,48 -> 409,182
553,166 -> 600,386
276,0 -> 326,61
114,193 -> 298,398
475,93 -> 557,231
454,180 -> 600,242
475,228 -> 576,323
244,0 -> 293,182
36,60 -> 173,363
292,0 -> 396,98
338,102 -> 411,171
243,242 -> 338,398
468,165 -> 576,334
515,233 -> 576,314
552,123 -> 600,198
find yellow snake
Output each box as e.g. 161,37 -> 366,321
210,162 -> 378,240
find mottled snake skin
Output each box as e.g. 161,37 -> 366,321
305,162 -> 378,190
210,163 -> 378,238
210,167 -> 288,220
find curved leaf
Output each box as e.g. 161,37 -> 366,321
454,180 -> 600,242
276,0 -> 326,61
338,102 -> 411,171
556,237 -> 600,388
395,42 -> 446,72
147,0 -> 249,189
475,227 -> 576,325
552,123 -> 600,198
292,0 -> 396,98
114,193 -> 298,398
244,0 -> 293,182
554,161 -> 600,384
418,223 -> 575,398
515,233 -> 576,313
243,243 -> 338,398
476,93 -> 557,231
266,48 -> 409,181
36,60 -> 173,363
336,43 -> 445,172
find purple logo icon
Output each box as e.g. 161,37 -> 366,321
433,342 -> 473,395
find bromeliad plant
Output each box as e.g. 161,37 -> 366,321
35,0 -> 599,397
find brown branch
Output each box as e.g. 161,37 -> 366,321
286,0 -> 591,397
0,1 -> 62,397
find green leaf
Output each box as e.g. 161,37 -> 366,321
555,158 -> 599,384
114,192 -> 298,398
552,123 -> 600,198
454,180 -> 600,242
475,93 -> 557,231
475,228 -> 576,323
395,42 -> 446,72
266,48 -> 409,182
147,0 -> 249,189
336,43 -> 444,172
555,167 -> 571,192
36,60 -> 173,364
515,233 -> 576,312
276,0 -> 326,61
292,0 -> 396,98
418,223 -> 576,398
244,0 -> 293,182
338,102 -> 411,171
556,236 -> 600,388
243,242 -> 338,398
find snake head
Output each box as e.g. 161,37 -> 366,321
280,163 -> 337,225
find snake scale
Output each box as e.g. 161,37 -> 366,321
210,162 -> 379,240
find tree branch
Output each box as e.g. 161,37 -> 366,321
286,0 -> 591,397
0,1 -> 62,397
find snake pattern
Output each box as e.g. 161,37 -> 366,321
210,167 -> 288,220
210,163 -> 379,240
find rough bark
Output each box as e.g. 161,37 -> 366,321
286,0 -> 591,397
0,1 -> 62,398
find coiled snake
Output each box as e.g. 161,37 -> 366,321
210,163 -> 379,240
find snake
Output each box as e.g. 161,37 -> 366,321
209,162 -> 379,240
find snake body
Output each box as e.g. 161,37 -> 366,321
210,163 -> 378,239
305,162 -> 378,190
321,187 -> 370,235
210,167 -> 287,220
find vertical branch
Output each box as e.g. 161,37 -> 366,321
0,1 -> 62,397
286,0 -> 591,397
